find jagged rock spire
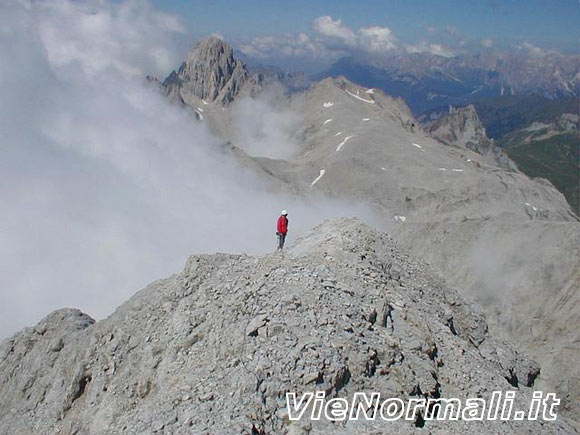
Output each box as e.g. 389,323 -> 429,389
427,104 -> 516,170
163,36 -> 252,106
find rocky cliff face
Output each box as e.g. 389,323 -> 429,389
427,105 -> 491,150
0,219 -> 571,434
162,36 -> 257,108
426,105 -> 515,170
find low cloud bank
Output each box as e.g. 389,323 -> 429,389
0,1 -> 379,337
230,86 -> 302,160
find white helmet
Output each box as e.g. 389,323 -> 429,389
281,210 -> 288,215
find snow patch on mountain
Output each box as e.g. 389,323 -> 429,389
311,169 -> 326,186
336,135 -> 354,152
345,89 -> 375,104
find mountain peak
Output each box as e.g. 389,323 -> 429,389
162,36 -> 254,106
186,36 -> 233,65
426,104 -> 516,170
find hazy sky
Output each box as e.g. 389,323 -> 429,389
148,0 -> 579,71
151,0 -> 579,43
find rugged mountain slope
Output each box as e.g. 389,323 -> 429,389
162,36 -> 259,111
498,114 -> 579,214
418,99 -> 579,213
425,105 -> 515,170
394,219 -> 580,420
247,65 -> 311,93
503,132 -> 579,215
269,77 -> 574,223
0,219 -> 573,434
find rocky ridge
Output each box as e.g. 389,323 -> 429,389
426,105 -> 515,170
0,219 -> 572,434
162,37 -> 258,109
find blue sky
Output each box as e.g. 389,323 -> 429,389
152,0 -> 579,50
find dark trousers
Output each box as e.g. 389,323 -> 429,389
277,232 -> 286,250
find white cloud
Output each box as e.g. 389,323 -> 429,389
0,0 -> 379,337
405,42 -> 456,58
230,86 -> 302,159
442,23 -> 468,47
240,15 -> 397,62
313,15 -> 397,54
238,44 -> 262,58
517,42 -> 547,57
34,0 -> 186,78
313,15 -> 357,46
359,26 -> 397,53
239,33 -> 323,59
428,44 -> 456,57
480,39 -> 494,48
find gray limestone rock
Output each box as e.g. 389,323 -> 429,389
426,105 -> 516,170
0,219 -> 573,434
162,36 -> 257,108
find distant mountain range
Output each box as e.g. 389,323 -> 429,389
316,52 -> 580,114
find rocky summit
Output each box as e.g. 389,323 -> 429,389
162,36 -> 257,108
0,219 -> 573,434
425,105 -> 515,170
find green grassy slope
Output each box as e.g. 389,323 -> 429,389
505,132 -> 580,215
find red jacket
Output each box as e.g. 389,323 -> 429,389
277,215 -> 288,234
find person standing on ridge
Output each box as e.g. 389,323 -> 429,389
277,210 -> 289,250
